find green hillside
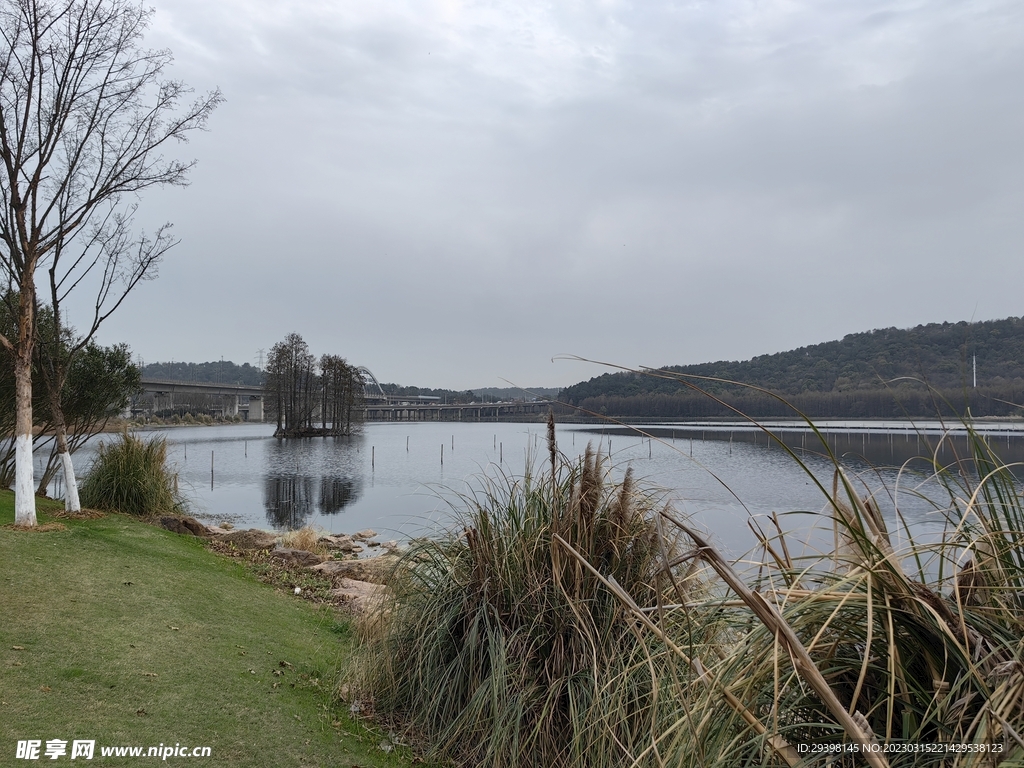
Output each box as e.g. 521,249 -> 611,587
142,361 -> 264,387
559,318 -> 1024,419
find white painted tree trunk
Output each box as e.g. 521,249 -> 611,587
61,450 -> 81,512
11,255 -> 39,525
14,433 -> 36,526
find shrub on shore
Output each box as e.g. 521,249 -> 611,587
354,418 -> 688,768
80,431 -> 185,516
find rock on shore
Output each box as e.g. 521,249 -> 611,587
161,517 -> 403,613
307,553 -> 400,585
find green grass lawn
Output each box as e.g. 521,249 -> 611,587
0,492 -> 417,766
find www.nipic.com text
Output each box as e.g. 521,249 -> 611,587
15,739 -> 212,760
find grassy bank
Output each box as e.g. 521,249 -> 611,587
0,492 -> 414,766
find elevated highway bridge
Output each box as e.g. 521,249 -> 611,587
137,379 -> 265,420
138,368 -> 552,423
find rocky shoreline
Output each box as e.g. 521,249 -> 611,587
157,515 -> 400,613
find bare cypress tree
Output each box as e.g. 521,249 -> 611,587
320,354 -> 347,435
266,334 -> 316,436
0,0 -> 220,524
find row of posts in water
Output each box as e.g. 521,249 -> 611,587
183,427 -> 1024,490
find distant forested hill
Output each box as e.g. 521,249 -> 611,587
558,318 -> 1024,419
473,386 -> 560,401
142,360 -> 264,387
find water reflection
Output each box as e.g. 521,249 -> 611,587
263,474 -> 363,526
263,474 -> 317,528
319,476 -> 361,514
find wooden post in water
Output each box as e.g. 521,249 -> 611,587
441,444 -> 444,465
210,451 -> 214,489
372,446 -> 375,470
245,440 -> 247,458
500,442 -> 502,463
407,436 -> 409,452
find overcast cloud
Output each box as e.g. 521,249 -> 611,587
85,0 -> 1024,389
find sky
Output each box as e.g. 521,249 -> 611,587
84,0 -> 1024,390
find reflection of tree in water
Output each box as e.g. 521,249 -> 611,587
264,473 -> 363,527
319,476 -> 361,515
264,475 -> 316,529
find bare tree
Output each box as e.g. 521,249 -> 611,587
0,0 -> 221,524
266,334 -> 318,437
39,206 -> 175,512
320,354 -> 360,436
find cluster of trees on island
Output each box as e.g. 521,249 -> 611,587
559,317 -> 1024,419
265,333 -> 364,437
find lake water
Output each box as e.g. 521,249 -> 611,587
56,419 -> 1024,558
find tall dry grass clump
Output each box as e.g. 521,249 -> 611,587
548,365 -> 1024,767
280,525 -> 327,555
79,431 -> 185,517
353,417 -> 690,768
619,426 -> 1024,767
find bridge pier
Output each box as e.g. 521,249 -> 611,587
249,396 -> 263,422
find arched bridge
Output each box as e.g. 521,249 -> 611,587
357,366 -> 387,402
